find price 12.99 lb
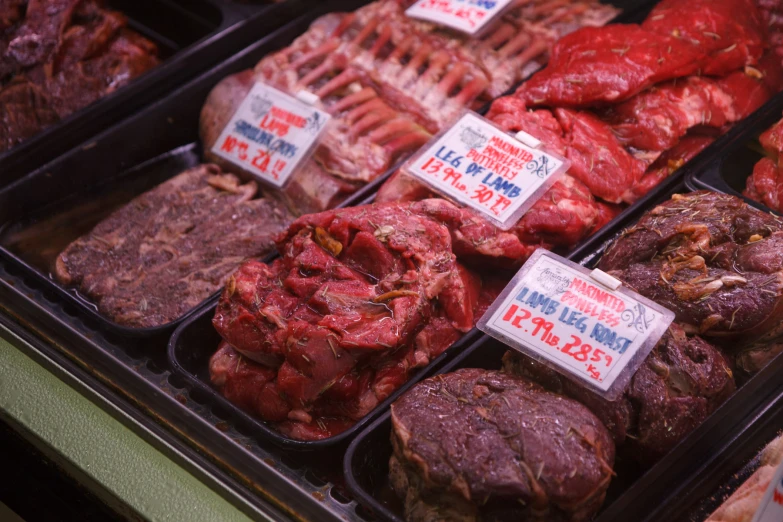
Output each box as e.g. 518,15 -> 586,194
479,250 -> 675,400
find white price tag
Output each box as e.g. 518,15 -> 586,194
478,250 -> 675,400
752,461 -> 783,522
403,112 -> 568,230
406,0 -> 515,35
211,83 -> 330,188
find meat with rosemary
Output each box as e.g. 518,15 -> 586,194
389,369 -> 615,522
55,165 -> 292,328
599,191 -> 783,373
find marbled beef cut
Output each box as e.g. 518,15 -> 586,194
389,369 -> 615,522
55,165 -> 293,328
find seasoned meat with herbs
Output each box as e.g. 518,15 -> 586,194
598,191 -> 783,372
389,369 -> 615,522
56,165 -> 292,328
503,323 -> 736,463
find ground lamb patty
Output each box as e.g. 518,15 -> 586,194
55,164 -> 293,328
390,368 -> 615,522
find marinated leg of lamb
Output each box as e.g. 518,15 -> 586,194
503,323 -> 736,464
389,369 -> 615,522
376,171 -> 609,268
55,165 -> 293,328
211,201 -> 502,440
598,191 -> 783,373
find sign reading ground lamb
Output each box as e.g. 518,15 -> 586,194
405,0 -> 515,35
403,111 -> 568,230
479,249 -> 674,399
211,83 -> 330,188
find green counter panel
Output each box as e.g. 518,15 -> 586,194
0,333 -> 260,522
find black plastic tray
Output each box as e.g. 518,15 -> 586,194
344,181 -> 783,522
689,90 -> 783,214
0,0 -> 317,189
167,300 -> 483,451
0,2 -> 373,339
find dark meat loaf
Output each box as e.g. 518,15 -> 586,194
390,369 -> 615,522
503,323 -> 736,464
598,191 -> 783,372
55,164 -> 293,328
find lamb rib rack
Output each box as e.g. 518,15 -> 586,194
201,0 -> 620,215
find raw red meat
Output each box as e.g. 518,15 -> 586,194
210,202 -> 499,440
600,191 -> 783,373
760,115 -> 783,154
376,171 -> 602,267
517,25 -> 705,108
601,77 -> 745,153
504,323 -> 736,464
486,98 -> 649,203
623,134 -> 715,203
554,107 -> 648,203
641,0 -> 765,76
745,156 -> 783,211
517,0 -> 768,109
745,115 -> 783,212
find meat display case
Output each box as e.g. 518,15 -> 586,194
3,0 -> 783,521
0,0 -> 319,189
344,176 -> 783,521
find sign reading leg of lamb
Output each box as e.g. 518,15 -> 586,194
478,249 -> 676,400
